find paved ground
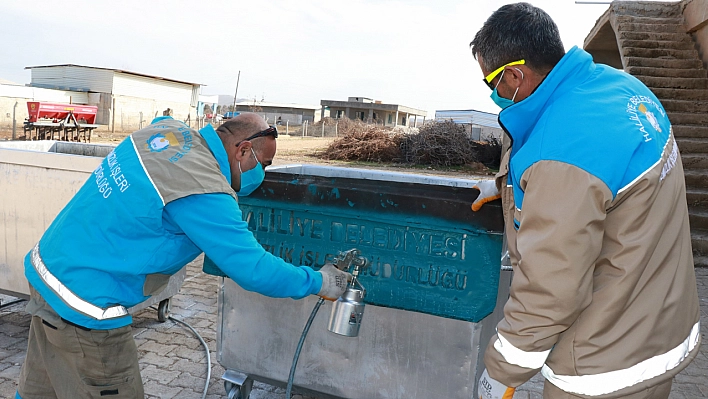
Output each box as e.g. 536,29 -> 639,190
1,260 -> 706,399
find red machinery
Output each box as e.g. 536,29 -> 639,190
24,102 -> 100,142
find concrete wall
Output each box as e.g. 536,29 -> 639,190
683,0 -> 708,69
258,111 -> 316,126
264,112 -> 303,125
84,94 -> 195,133
112,95 -> 195,132
391,111 -> 423,127
0,97 -> 30,135
326,107 -> 425,127
328,107 -> 389,125
234,105 -> 319,126
93,93 -> 111,126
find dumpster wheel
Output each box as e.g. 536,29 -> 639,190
225,383 -> 241,399
222,371 -> 253,399
157,299 -> 171,322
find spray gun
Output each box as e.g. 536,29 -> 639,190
285,248 -> 369,398
327,248 -> 368,337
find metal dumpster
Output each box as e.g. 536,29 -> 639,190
0,140 -> 184,319
209,164 -> 510,399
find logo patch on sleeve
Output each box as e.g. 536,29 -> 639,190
626,95 -> 667,143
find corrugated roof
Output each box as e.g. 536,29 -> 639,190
435,109 -> 501,129
25,64 -> 202,86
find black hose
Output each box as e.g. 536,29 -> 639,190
285,297 -> 325,399
0,299 -> 26,310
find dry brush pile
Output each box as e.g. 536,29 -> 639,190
319,123 -> 404,163
402,120 -> 475,166
319,118 -> 501,169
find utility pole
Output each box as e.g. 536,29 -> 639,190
12,101 -> 18,140
232,71 -> 241,113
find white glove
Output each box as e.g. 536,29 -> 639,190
471,180 -> 501,212
477,368 -> 515,399
317,263 -> 352,300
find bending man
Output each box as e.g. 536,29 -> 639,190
17,112 -> 349,399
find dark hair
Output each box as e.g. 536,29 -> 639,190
470,2 -> 565,74
216,114 -> 268,150
216,118 -> 254,138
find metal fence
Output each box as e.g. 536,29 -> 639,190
284,120 -> 340,137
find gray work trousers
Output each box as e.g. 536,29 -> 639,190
17,287 -> 144,399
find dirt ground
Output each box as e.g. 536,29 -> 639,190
0,128 -> 494,179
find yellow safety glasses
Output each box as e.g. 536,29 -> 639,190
483,60 -> 525,90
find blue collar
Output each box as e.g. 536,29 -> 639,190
150,115 -> 176,125
499,46 -> 596,153
199,124 -> 232,184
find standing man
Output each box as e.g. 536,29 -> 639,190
17,112 -> 350,399
470,3 -> 700,399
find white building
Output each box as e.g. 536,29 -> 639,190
434,109 -> 503,141
25,64 -> 202,132
321,97 -> 427,127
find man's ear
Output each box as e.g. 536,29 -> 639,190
235,141 -> 252,159
505,66 -> 525,86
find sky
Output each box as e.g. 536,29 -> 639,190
0,0 -> 618,116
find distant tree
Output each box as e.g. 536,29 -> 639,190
204,104 -> 213,115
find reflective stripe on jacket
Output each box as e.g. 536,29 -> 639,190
484,46 -> 701,397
